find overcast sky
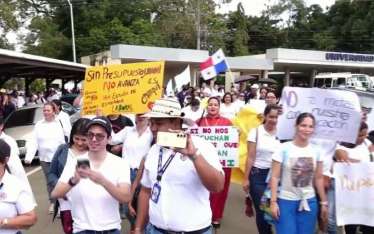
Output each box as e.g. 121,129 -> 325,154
216,0 -> 336,15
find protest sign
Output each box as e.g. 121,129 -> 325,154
334,163 -> 374,226
277,87 -> 361,143
190,126 -> 239,168
82,61 -> 164,115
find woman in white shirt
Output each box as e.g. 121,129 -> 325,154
25,102 -> 66,213
243,104 -> 281,234
270,113 -> 328,234
335,121 -> 374,234
0,139 -> 37,234
219,92 -> 237,120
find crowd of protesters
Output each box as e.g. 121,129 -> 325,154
0,78 -> 373,234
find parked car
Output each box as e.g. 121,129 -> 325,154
3,101 -> 77,160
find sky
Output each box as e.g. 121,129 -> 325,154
216,0 -> 336,15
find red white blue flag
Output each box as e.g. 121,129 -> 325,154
200,49 -> 229,80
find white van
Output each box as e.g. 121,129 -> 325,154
314,73 -> 367,91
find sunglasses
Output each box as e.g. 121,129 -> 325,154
87,132 -> 106,141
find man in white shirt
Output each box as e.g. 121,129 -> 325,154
52,116 -> 131,234
182,99 -> 204,122
134,97 -> 224,234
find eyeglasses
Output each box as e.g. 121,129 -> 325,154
87,132 -> 106,141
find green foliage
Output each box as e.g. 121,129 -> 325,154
6,0 -> 374,60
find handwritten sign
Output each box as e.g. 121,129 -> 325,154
82,61 -> 165,115
334,163 -> 374,226
190,126 -> 239,168
277,87 -> 361,143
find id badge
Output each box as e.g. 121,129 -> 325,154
151,183 -> 161,204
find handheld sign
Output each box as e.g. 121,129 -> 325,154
190,126 -> 239,168
334,163 -> 374,227
277,87 -> 361,144
83,61 -> 164,115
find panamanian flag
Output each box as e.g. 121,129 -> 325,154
200,49 -> 229,80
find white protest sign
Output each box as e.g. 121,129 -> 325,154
190,126 -> 239,168
277,87 -> 361,143
334,163 -> 374,226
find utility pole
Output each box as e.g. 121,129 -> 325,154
66,0 -> 76,62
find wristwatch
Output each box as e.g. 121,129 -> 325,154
0,218 -> 8,228
68,177 -> 77,187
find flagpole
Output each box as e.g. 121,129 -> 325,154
224,57 -> 235,92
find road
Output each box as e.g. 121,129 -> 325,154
23,163 -> 257,234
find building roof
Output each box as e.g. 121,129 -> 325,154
0,48 -> 87,80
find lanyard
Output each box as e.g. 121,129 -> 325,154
157,148 -> 176,182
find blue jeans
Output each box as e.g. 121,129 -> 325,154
146,224 -> 212,234
74,229 -> 120,234
249,167 -> 272,234
327,179 -> 336,234
275,198 -> 318,234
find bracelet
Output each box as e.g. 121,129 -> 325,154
190,149 -> 201,162
320,201 -> 328,206
68,177 -> 77,187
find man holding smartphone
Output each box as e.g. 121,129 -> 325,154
134,97 -> 225,234
51,117 -> 131,234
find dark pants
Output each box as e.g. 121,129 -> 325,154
345,225 -> 374,234
74,229 -> 120,234
40,161 -> 56,203
249,167 -> 272,234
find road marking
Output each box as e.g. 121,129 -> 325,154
26,166 -> 42,176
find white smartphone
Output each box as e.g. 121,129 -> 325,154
157,131 -> 187,148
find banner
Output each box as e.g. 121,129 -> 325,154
82,61 -> 164,115
277,87 -> 361,143
190,126 -> 239,168
334,163 -> 374,226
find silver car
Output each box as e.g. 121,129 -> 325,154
3,102 -> 77,160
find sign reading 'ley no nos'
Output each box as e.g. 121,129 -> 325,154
190,126 -> 239,168
82,61 -> 165,115
277,87 -> 362,143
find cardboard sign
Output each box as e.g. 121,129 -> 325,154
277,87 -> 361,143
82,61 -> 164,115
190,126 -> 239,168
334,163 -> 374,226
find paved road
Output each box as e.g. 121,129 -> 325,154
23,163 -> 257,234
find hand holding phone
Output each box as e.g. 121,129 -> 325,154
157,131 -> 187,148
76,157 -> 90,178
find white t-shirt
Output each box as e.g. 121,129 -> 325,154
273,141 -> 322,201
59,152 -> 130,232
310,138 -> 337,177
110,127 -> 153,169
25,119 -> 66,162
247,125 -> 281,169
336,139 -> 373,162
182,106 -> 204,122
0,132 -> 35,203
220,103 -> 237,120
57,111 -> 72,139
141,136 -> 223,232
0,172 -> 36,234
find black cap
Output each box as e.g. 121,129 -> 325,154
0,139 -> 10,158
87,116 -> 112,136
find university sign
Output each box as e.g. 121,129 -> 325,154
325,52 -> 374,62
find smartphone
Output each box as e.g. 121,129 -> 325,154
157,131 -> 187,148
77,157 -> 90,169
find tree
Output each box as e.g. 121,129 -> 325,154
225,3 -> 249,56
0,0 -> 19,49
